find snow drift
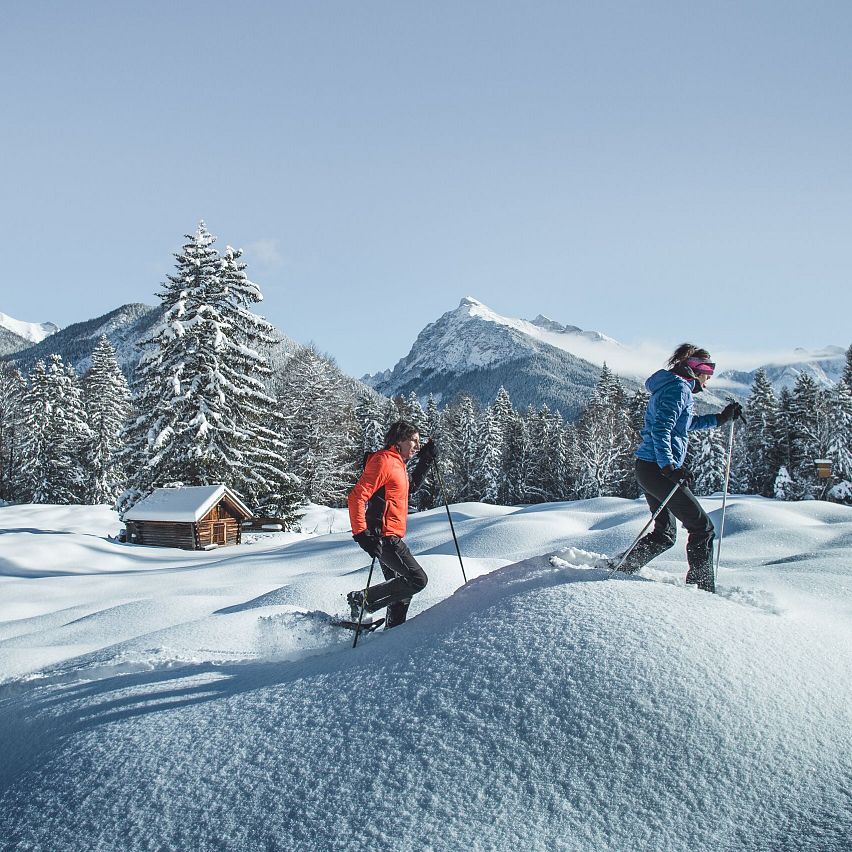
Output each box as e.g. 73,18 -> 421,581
0,498 -> 850,851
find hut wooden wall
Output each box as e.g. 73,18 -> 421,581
196,501 -> 243,548
126,521 -> 197,550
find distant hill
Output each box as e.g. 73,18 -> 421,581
0,325 -> 34,358
0,311 -> 59,344
3,303 -> 164,378
1,303 -> 332,389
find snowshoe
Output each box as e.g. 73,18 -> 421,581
331,617 -> 386,633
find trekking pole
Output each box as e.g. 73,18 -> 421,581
713,419 -> 737,588
431,461 -> 467,584
352,556 -> 377,649
611,480 -> 682,573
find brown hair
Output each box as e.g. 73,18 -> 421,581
666,343 -> 711,369
383,420 -> 419,449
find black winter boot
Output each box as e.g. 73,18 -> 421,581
685,563 -> 715,593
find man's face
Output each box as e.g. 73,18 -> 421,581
397,433 -> 421,461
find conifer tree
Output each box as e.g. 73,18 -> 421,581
489,387 -> 515,504
573,365 -> 632,498
472,408 -> 504,503
744,368 -> 782,496
621,389 -> 650,498
20,356 -> 92,504
776,387 -> 794,475
413,394 -> 444,510
83,336 -> 131,505
505,406 -> 535,504
826,381 -> 852,500
525,405 -> 554,503
400,392 -> 427,432
687,428 -> 728,496
788,374 -> 827,498
120,222 -> 223,506
547,409 -> 573,501
0,363 -> 26,502
354,389 -> 386,458
120,224 -> 303,524
444,395 -> 479,502
276,346 -> 357,507
842,344 -> 852,390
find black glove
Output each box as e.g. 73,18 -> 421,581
660,464 -> 692,487
353,530 -> 382,559
717,402 -> 743,425
417,439 -> 438,464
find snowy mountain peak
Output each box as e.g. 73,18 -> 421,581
364,296 -> 614,415
0,311 -> 59,343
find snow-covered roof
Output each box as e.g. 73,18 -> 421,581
122,485 -> 253,522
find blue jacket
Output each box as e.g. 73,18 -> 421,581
635,369 -> 719,469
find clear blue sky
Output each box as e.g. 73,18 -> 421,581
2,1 -> 851,377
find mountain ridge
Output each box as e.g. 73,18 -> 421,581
364,296 -> 847,412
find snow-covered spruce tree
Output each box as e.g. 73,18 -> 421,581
443,395 -> 479,503
774,465 -> 794,500
776,387 -> 794,479
354,389 -> 387,460
525,405 -> 556,503
826,380 -> 852,502
504,406 -> 535,504
743,368 -> 782,496
412,393 -> 444,511
120,223 -> 223,507
842,344 -> 852,390
572,365 -> 632,498
0,363 -> 27,502
546,409 -> 573,501
120,225 -> 303,524
472,408 -> 504,504
687,427 -> 728,496
787,373 -> 829,499
83,336 -> 131,505
20,356 -> 92,504
489,386 -> 515,505
399,391 -> 427,432
275,345 -> 358,507
621,388 -> 650,498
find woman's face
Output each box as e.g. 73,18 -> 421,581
696,372 -> 710,388
397,433 -> 421,461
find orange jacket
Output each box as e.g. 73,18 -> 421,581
348,447 -> 410,538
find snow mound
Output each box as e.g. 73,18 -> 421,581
0,498 -> 850,851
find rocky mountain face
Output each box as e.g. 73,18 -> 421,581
363,297 -> 626,418
0,325 -> 34,358
364,297 -> 848,415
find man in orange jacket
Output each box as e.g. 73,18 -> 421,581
347,419 -> 437,629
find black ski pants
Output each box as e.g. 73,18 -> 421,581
624,459 -> 716,591
365,536 -> 428,628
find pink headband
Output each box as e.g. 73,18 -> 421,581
686,357 -> 716,376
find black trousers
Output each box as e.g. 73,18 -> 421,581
624,459 -> 716,591
365,536 -> 428,628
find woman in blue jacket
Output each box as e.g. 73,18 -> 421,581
619,343 -> 741,592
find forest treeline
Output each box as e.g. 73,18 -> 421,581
1,225 -> 850,523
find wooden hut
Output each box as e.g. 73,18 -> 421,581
122,485 -> 253,550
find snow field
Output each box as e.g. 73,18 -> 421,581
0,496 -> 850,851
